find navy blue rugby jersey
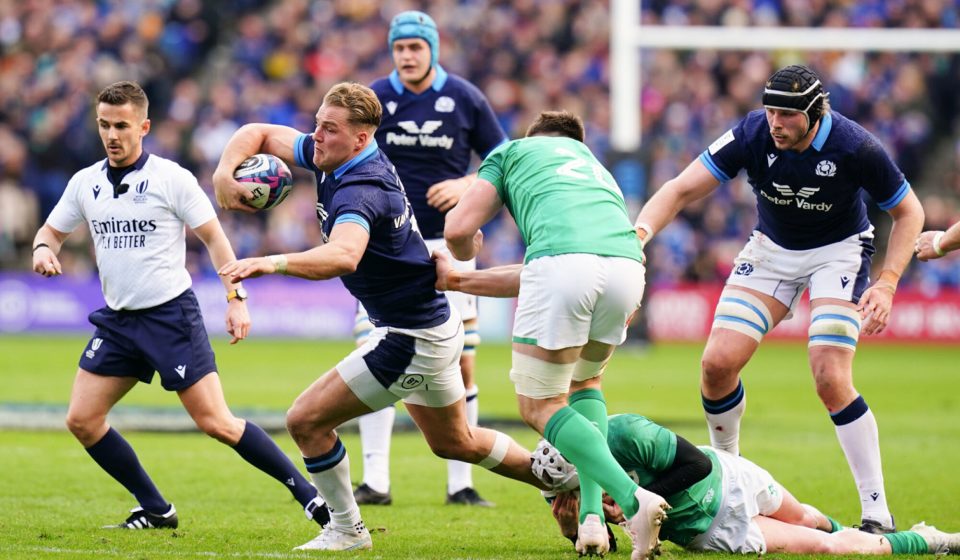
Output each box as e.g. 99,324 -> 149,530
293,134 -> 449,329
370,66 -> 508,239
699,110 -> 910,250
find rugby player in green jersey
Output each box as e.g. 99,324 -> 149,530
443,110 -> 663,559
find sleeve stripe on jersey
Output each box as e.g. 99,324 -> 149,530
698,152 -> 731,183
876,180 -> 909,211
334,213 -> 370,232
294,134 -> 308,169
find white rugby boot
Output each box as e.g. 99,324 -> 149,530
576,513 -> 610,557
620,487 -> 670,560
294,522 -> 373,551
910,522 -> 960,554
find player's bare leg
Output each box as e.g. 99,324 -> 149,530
67,369 -> 176,528
287,369 -> 373,551
809,298 -> 893,532
406,397 -> 545,489
446,317 -> 492,505
515,343 -> 667,560
757,516 -> 894,554
701,287 -> 789,455
179,374 -> 326,528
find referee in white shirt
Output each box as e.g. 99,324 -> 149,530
31,81 -> 329,531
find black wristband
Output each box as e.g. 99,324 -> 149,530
32,243 -> 50,252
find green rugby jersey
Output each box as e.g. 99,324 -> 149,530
477,137 -> 642,264
607,414 -> 723,547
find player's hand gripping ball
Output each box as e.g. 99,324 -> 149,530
234,154 -> 293,210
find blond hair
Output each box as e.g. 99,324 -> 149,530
323,82 -> 382,129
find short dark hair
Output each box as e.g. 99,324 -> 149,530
323,82 -> 382,130
97,81 -> 149,116
525,111 -> 585,142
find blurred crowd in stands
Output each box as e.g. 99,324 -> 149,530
2,0 -> 959,293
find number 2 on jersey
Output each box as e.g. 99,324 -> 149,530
553,147 -> 622,198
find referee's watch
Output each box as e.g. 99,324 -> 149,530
226,287 -> 248,303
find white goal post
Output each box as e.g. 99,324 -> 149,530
610,0 -> 960,152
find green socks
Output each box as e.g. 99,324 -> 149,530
545,406 -> 639,518
568,389 -> 608,523
886,531 -> 930,555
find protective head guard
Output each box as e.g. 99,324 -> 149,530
762,65 -> 827,135
388,11 -> 439,69
531,439 -> 580,492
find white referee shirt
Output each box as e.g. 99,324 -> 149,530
46,152 -> 217,310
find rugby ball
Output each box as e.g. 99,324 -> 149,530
234,153 -> 293,210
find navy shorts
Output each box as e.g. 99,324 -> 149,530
79,289 -> 218,391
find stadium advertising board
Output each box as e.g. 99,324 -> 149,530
0,273 -> 355,338
645,285 -> 960,342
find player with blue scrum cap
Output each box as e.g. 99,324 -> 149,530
348,10 -> 509,507
634,64 -> 924,533
213,82 -> 552,552
31,81 -> 329,531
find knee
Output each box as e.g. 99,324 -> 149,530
701,351 -> 740,382
811,372 -> 855,410
65,410 -> 104,442
427,432 -> 474,462
814,536 -> 843,555
285,403 -> 316,442
195,415 -> 242,444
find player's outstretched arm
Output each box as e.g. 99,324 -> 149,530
213,123 -> 301,213
916,219 -> 960,261
858,190 -> 924,335
219,222 -> 369,283
634,158 -> 720,243
31,223 -> 69,278
433,249 -> 521,297
444,178 -> 502,260
193,218 -> 250,344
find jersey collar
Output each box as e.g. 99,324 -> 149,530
388,65 -> 448,95
810,112 -> 833,151
101,149 -> 150,171
333,140 -> 379,180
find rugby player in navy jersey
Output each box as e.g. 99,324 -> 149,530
31,81 -> 329,531
213,82 -> 549,552
634,65 -> 924,534
342,10 -> 509,508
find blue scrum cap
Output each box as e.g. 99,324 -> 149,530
762,64 -> 827,133
388,11 -> 439,68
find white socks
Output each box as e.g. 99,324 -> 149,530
308,450 -> 362,530
357,406 -> 395,494
834,404 -> 891,525
703,383 -> 746,456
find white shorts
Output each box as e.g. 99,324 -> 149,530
513,254 -> 645,350
727,228 -> 875,313
687,450 -> 784,554
337,310 -> 465,411
425,237 -> 477,322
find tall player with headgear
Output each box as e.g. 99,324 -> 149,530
350,10 -> 510,507
633,65 -> 925,533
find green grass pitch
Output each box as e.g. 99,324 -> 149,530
1,334 -> 959,559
